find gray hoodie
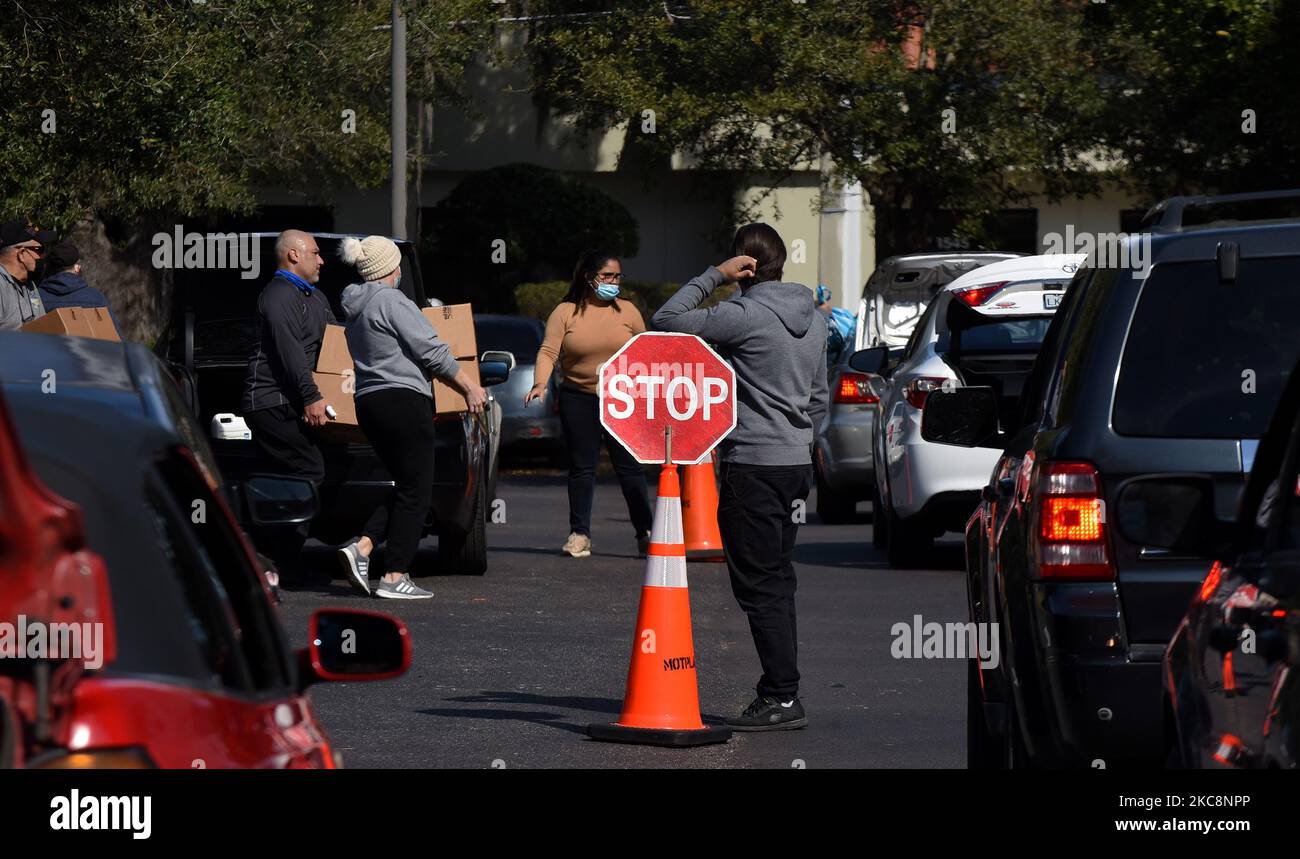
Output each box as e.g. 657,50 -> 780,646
652,266 -> 829,466
341,281 -> 460,400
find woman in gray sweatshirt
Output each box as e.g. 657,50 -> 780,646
334,235 -> 487,600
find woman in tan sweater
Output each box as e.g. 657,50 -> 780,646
526,250 -> 654,558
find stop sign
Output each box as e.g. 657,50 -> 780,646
598,332 -> 736,464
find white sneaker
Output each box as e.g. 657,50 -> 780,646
374,574 -> 433,600
562,532 -> 592,558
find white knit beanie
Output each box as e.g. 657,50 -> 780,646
339,235 -> 401,282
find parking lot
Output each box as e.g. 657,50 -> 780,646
282,471 -> 965,768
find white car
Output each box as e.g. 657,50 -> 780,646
854,253 -> 1085,566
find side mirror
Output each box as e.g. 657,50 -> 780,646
1114,477 -> 1233,559
848,347 -> 888,375
921,387 -> 1001,448
243,474 -> 318,526
299,608 -> 411,690
479,350 -> 514,387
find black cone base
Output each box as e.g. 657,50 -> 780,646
586,721 -> 732,747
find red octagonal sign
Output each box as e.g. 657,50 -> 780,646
598,332 -> 736,464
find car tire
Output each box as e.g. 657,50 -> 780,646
967,659 -> 1000,769
815,469 -> 857,524
438,466 -> 488,575
870,482 -> 887,549
886,509 -> 931,568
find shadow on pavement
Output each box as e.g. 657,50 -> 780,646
420,690 -> 728,735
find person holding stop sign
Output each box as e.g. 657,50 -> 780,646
652,223 -> 829,731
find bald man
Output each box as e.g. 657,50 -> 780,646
241,230 -> 333,579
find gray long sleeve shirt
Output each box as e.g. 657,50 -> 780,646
652,266 -> 829,466
341,281 -> 460,400
0,267 -> 45,331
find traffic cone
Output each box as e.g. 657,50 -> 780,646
587,464 -> 732,747
681,454 -> 725,562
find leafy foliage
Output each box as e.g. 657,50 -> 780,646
523,1 -> 1111,251
0,0 -> 496,229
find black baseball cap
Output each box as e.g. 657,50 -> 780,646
0,220 -> 39,249
47,240 -> 80,271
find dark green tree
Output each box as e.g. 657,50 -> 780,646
522,0 -> 1111,253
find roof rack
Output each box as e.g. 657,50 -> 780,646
1140,189 -> 1300,232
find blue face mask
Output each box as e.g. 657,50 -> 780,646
595,282 -> 620,301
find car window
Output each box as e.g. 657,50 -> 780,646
474,319 -> 542,359
936,317 -> 1053,354
154,450 -> 293,693
1050,266 -> 1119,428
1018,268 -> 1090,430
902,295 -> 942,359
143,478 -> 253,691
1114,256 -> 1300,438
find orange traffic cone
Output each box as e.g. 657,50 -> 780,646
681,454 -> 725,562
588,464 -> 732,747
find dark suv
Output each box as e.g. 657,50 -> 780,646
158,232 -> 509,574
920,192 -> 1300,767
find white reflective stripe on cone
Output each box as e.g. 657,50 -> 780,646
643,494 -> 688,589
650,496 -> 683,545
643,554 -> 688,589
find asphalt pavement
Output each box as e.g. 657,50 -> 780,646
280,469 -> 968,768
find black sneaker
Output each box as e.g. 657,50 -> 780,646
726,695 -> 808,731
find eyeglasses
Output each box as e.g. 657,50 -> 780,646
595,272 -> 624,283
16,244 -> 43,257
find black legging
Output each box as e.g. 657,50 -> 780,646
558,386 -> 654,537
355,387 -> 437,573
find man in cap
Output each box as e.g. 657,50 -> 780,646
38,240 -> 121,330
0,220 -> 48,330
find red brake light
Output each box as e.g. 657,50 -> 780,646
1034,460 -> 1114,580
1198,560 -> 1224,603
834,371 -> 879,404
953,281 -> 1009,306
903,376 -> 948,409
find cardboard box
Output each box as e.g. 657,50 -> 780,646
433,358 -> 479,414
317,324 -> 353,375
421,303 -> 478,359
311,371 -> 367,443
315,305 -> 479,418
22,306 -> 120,342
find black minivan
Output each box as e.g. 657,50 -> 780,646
918,192 -> 1300,767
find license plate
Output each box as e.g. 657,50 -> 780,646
1043,292 -> 1063,308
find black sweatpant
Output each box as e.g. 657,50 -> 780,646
558,386 -> 654,538
716,461 -> 813,700
245,403 -> 325,578
355,387 -> 437,574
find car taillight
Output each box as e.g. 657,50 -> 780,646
1198,560 -> 1224,603
834,371 -> 879,404
903,377 -> 948,409
1034,460 -> 1114,580
953,281 -> 1009,306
